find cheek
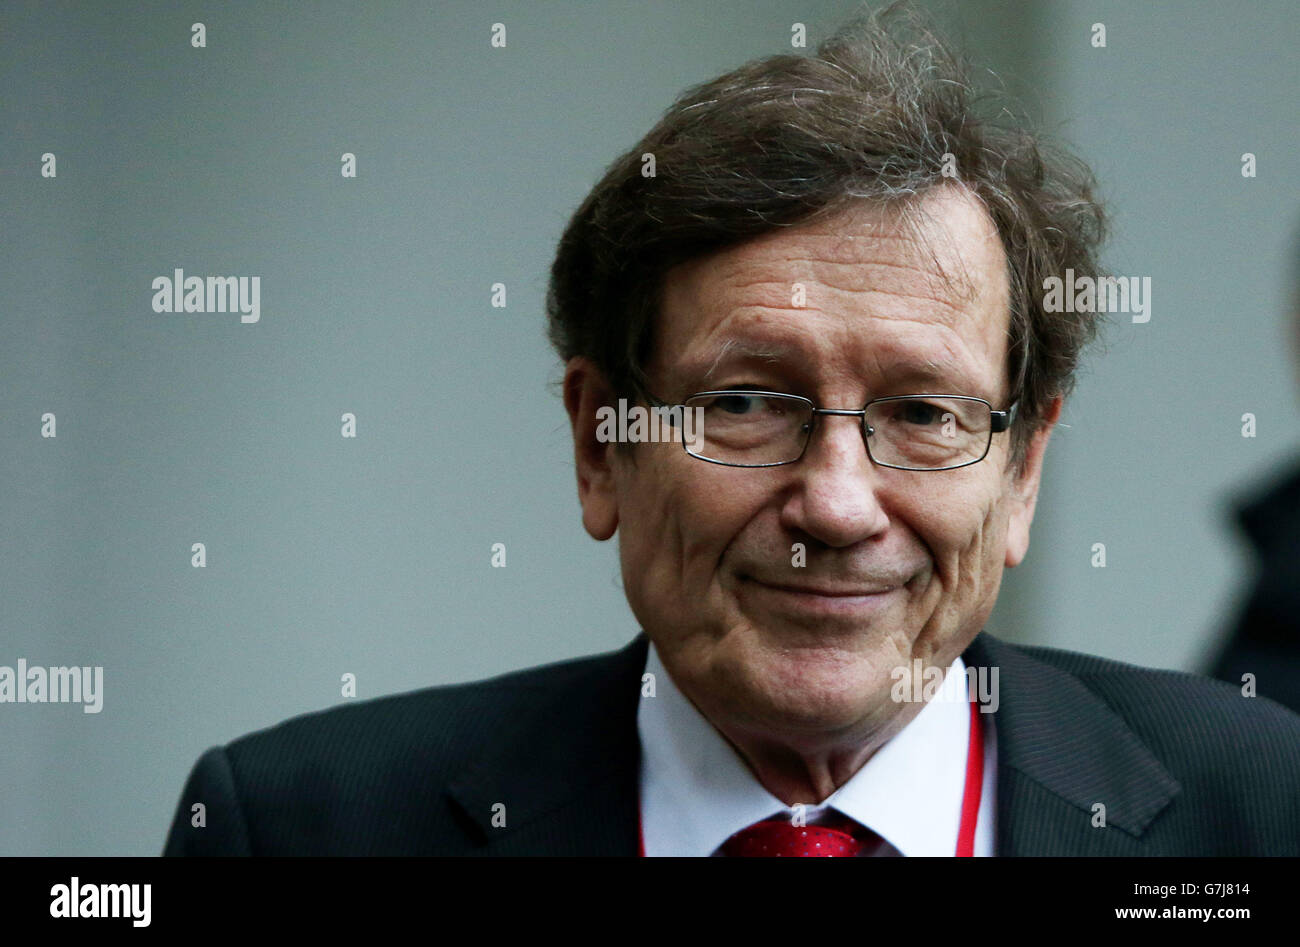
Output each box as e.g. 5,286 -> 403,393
613,450 -> 762,615
909,476 -> 1010,620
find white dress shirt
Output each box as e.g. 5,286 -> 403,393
637,639 -> 997,856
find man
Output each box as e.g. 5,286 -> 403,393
164,7 -> 1300,856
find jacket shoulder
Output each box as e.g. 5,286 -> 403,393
166,640 -> 641,854
1009,638 -> 1300,745
226,643 -> 627,774
998,638 -> 1300,834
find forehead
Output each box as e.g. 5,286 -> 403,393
652,186 -> 1012,401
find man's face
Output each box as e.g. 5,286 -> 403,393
567,186 -> 1058,751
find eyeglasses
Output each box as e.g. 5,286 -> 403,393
643,389 -> 1017,470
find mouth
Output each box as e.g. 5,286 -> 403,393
738,574 -> 908,619
751,580 -> 901,597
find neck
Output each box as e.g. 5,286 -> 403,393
712,698 -> 928,805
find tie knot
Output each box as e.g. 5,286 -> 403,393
719,812 -> 874,857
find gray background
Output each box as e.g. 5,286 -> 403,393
2,0 -> 1297,856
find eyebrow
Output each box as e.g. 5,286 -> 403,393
700,339 -> 790,382
693,338 -> 987,398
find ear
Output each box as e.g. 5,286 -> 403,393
563,357 -> 620,541
1004,395 -> 1062,568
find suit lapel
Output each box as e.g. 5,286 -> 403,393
963,632 -> 1182,855
446,635 -> 648,854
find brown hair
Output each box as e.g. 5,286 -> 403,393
546,2 -> 1107,471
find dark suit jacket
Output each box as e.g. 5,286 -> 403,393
163,631 -> 1300,855
1209,456 -> 1300,714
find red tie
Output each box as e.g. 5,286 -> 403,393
719,812 -> 879,857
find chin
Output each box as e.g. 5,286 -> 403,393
742,685 -> 883,739
721,639 -> 893,733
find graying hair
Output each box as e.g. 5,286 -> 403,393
547,1 -> 1107,473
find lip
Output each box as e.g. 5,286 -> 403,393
741,575 -> 905,618
754,580 -> 900,597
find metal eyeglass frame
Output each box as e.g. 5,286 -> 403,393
643,388 -> 1019,471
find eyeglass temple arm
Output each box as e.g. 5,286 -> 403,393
991,400 -> 1019,433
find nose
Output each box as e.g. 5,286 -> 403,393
779,411 -> 891,548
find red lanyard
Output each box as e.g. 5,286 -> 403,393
955,697 -> 984,856
638,697 -> 984,857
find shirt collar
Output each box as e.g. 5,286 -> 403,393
638,638 -> 978,856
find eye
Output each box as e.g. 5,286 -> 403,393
895,399 -> 944,425
714,394 -> 763,415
